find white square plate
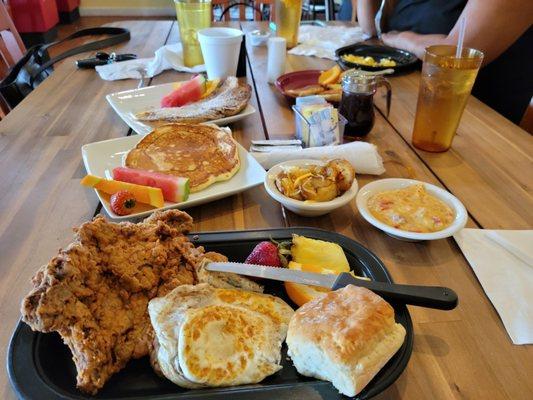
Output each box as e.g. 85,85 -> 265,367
106,83 -> 256,135
82,134 -> 266,220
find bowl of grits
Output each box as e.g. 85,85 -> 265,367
356,178 -> 467,241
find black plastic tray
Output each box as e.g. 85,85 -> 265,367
8,227 -> 413,400
335,44 -> 419,73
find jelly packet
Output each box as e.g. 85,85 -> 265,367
293,96 -> 345,147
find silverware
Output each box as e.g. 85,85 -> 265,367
206,262 -> 458,310
135,67 -> 147,89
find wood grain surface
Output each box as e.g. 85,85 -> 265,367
0,19 -> 531,400
242,20 -> 533,400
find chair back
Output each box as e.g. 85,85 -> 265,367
212,0 -> 274,21
519,97 -> 533,134
0,1 -> 25,117
0,1 -> 25,78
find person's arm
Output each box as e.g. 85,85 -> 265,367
351,0 -> 358,22
357,0 -> 382,36
381,0 -> 533,65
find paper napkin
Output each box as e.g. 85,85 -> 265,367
96,43 -> 206,81
288,25 -> 366,60
453,229 -> 533,344
250,141 -> 385,175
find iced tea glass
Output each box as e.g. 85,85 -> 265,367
175,0 -> 211,67
275,0 -> 303,49
412,45 -> 483,152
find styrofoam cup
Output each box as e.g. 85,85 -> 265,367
198,27 -> 244,80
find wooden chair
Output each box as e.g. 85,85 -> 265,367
0,1 -> 25,117
0,1 -> 25,77
303,0 -> 326,20
212,0 -> 274,21
519,97 -> 533,134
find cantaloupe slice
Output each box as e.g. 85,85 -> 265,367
81,175 -> 164,208
284,261 -> 369,307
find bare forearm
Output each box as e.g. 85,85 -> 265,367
382,0 -> 533,65
382,32 -> 446,59
357,0 -> 382,36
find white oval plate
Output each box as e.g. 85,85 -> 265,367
356,178 -> 467,241
106,82 -> 256,135
265,159 -> 358,217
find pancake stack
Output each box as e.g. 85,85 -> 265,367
126,123 -> 240,193
148,283 -> 294,388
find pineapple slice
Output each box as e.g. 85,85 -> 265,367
291,235 -> 350,272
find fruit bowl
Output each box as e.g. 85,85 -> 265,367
264,159 -> 358,217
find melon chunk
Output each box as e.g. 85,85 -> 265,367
81,175 -> 164,208
161,75 -> 206,107
112,167 -> 189,203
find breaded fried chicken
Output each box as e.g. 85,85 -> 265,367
21,210 -> 204,394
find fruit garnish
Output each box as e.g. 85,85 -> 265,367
284,261 -> 368,306
245,241 -> 283,267
81,175 -> 164,208
161,75 -> 206,107
112,167 -> 189,203
291,234 -> 350,272
110,190 -> 136,216
284,262 -> 332,306
318,65 -> 341,85
201,78 -> 220,98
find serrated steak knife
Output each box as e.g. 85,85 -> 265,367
206,262 -> 458,310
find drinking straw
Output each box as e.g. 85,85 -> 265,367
455,16 -> 467,58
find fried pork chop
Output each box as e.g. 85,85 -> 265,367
20,210 -> 261,394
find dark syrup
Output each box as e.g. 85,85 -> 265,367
339,91 -> 375,138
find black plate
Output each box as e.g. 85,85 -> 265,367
8,228 -> 413,400
335,44 -> 419,73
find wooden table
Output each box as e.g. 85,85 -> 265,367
0,20 -> 531,400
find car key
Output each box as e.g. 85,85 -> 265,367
76,52 -> 137,69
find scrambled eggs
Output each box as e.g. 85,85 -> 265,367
341,55 -> 397,67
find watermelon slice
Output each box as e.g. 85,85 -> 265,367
113,167 -> 190,203
161,75 -> 206,108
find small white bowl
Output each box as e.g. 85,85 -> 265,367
248,30 -> 270,47
264,159 -> 358,217
356,178 -> 467,241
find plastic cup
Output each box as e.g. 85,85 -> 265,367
412,45 -> 483,152
198,27 -> 244,80
274,0 -> 303,48
174,0 -> 211,67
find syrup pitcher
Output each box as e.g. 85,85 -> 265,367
338,71 -> 392,138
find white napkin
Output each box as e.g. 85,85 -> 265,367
95,43 -> 206,81
453,229 -> 533,345
250,141 -> 385,175
288,25 -> 366,60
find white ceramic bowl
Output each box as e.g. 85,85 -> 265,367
248,29 -> 270,46
264,159 -> 358,217
356,178 -> 467,241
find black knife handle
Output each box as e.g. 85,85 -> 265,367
332,272 -> 458,310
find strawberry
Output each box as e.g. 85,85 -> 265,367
110,190 -> 136,216
245,241 -> 282,267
